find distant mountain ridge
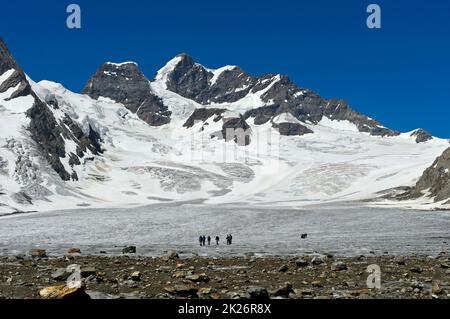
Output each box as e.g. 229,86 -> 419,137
0,37 -> 448,214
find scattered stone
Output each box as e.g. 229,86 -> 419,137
80,267 -> 97,278
176,263 -> 185,269
295,289 -> 314,297
272,283 -> 294,298
331,262 -> 348,271
440,263 -> 450,269
166,251 -> 180,260
210,293 -> 221,300
39,285 -> 90,299
278,265 -> 289,273
411,281 -> 424,291
123,280 -> 138,289
295,259 -> 309,268
67,248 -> 81,254
173,271 -> 186,279
344,281 -> 358,288
432,282 -> 442,295
131,271 -> 142,282
164,285 -> 198,298
51,268 -> 70,281
199,288 -> 214,295
312,257 -> 325,266
394,257 -> 406,266
410,267 -> 423,274
248,287 -> 269,300
186,273 -> 210,283
29,249 -> 47,259
122,246 -> 137,254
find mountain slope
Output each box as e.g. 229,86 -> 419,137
82,62 -> 171,126
0,38 -> 102,213
1,37 -> 449,215
159,54 -> 399,137
399,147 -> 450,204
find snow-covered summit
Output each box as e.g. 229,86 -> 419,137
1,37 -> 450,216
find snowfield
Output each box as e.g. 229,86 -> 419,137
1,56 -> 450,258
1,202 -> 450,257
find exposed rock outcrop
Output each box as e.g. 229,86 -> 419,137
411,129 -> 433,143
183,108 -> 226,129
166,54 -> 256,105
1,37 -> 102,182
82,62 -> 171,126
273,122 -> 313,136
184,108 -> 251,146
403,147 -> 450,203
162,54 -> 399,137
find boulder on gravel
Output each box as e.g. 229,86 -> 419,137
29,249 -> 47,259
272,282 -> 294,298
248,287 -> 269,300
51,268 -> 70,281
312,257 -> 325,266
131,271 -> 142,282
67,248 -> 81,254
278,265 -> 289,272
331,262 -> 348,271
122,246 -> 137,254
296,259 -> 309,268
39,284 -> 91,299
186,273 -> 210,283
164,285 -> 199,298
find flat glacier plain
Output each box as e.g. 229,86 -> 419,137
1,202 -> 450,258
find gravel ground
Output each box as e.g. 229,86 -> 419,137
1,252 -> 450,299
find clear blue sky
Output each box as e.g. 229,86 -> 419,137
1,0 -> 449,136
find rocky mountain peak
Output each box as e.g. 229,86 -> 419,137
0,37 -> 33,100
82,61 -> 171,126
1,38 -> 103,185
0,37 -> 20,74
157,53 -> 399,137
410,129 -> 433,143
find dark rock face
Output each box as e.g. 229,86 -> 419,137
411,129 -> 433,143
27,99 -> 103,181
183,108 -> 226,129
166,54 -> 213,101
166,54 -> 256,105
245,105 -> 279,126
273,122 -> 313,136
0,38 -> 32,100
27,101 -> 71,181
82,62 -> 171,126
1,37 -> 102,182
184,108 -> 251,146
0,38 -> 21,77
163,54 -> 399,137
404,147 -> 450,202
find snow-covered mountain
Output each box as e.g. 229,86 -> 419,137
1,37 -> 449,215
